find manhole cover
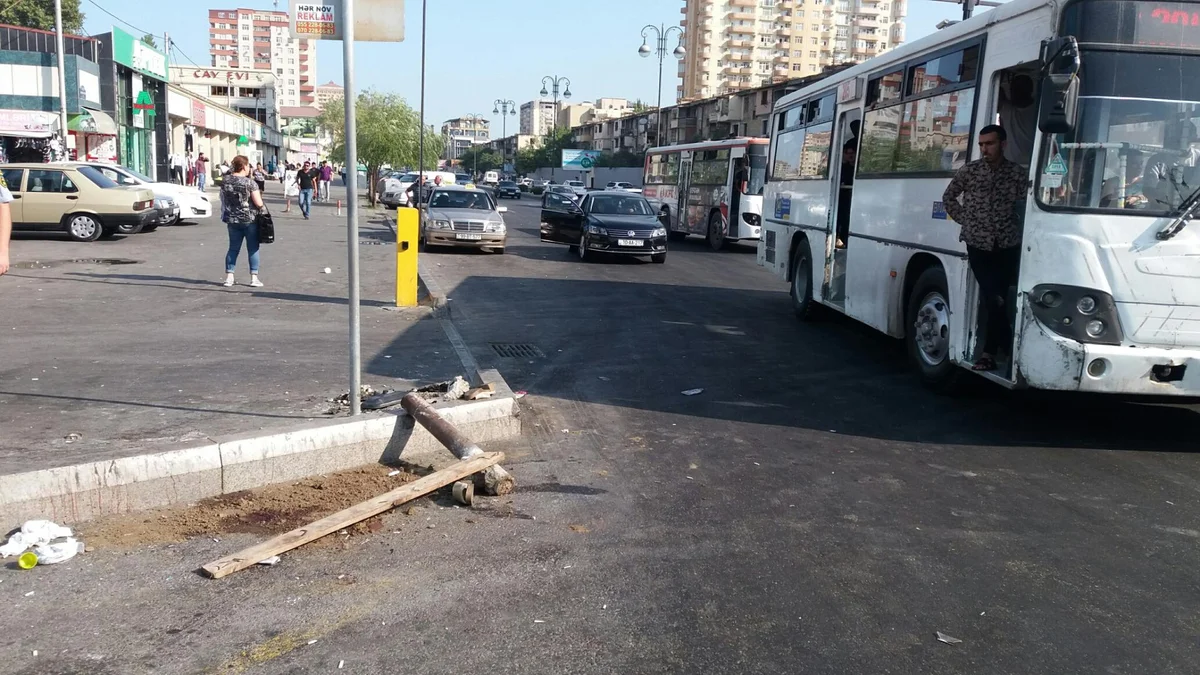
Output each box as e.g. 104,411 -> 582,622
491,343 -> 545,359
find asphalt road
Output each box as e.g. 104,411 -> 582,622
4,194 -> 1200,674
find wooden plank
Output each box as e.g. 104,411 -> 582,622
201,452 -> 504,579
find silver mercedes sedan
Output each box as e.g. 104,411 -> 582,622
420,185 -> 508,254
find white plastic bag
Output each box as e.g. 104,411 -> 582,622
34,538 -> 83,565
1,520 -> 75,558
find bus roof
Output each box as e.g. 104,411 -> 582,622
776,0 -> 1060,112
646,137 -> 770,155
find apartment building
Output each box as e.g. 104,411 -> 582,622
679,0 -> 907,101
441,116 -> 490,161
208,8 -> 316,108
519,99 -> 558,137
315,81 -> 343,110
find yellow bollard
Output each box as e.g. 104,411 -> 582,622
395,207 -> 419,307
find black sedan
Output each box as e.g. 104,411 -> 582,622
540,191 -> 667,263
496,180 -> 522,199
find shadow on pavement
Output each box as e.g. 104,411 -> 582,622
0,390 -> 312,421
446,274 -> 1200,453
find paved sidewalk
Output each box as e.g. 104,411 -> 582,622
0,187 -> 466,475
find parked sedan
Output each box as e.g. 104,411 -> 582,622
540,191 -> 667,263
605,181 -> 643,194
495,180 -> 522,199
85,163 -> 212,224
564,179 -> 588,197
544,184 -> 578,202
421,185 -> 508,254
0,163 -> 156,241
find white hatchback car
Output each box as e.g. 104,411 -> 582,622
86,163 -> 212,223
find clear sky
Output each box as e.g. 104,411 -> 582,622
80,0 -> 967,132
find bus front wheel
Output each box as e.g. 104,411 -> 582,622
790,240 -> 817,321
906,266 -> 961,393
707,212 -> 727,251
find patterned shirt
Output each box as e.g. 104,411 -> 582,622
942,157 -> 1028,251
0,172 -> 12,203
221,175 -> 260,224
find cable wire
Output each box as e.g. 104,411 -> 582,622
83,0 -> 153,38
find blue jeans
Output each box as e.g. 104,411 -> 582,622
197,172 -> 207,190
225,222 -> 260,274
299,188 -> 314,216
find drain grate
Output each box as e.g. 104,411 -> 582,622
491,343 -> 545,359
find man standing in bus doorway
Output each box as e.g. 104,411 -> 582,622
943,124 -> 1028,372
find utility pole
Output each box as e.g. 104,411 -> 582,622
53,0 -> 69,159
638,24 -> 685,147
343,0 -> 361,414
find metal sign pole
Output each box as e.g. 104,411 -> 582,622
343,0 -> 362,415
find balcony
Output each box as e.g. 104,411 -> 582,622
724,38 -> 752,48
730,24 -> 756,34
727,10 -> 756,21
723,65 -> 752,75
729,51 -> 753,62
776,27 -> 793,36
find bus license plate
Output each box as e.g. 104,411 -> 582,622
617,239 -> 641,247
456,233 -> 483,241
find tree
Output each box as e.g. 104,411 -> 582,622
141,34 -> 158,49
632,100 -> 653,114
455,147 -> 503,176
0,0 -> 84,33
318,91 -> 443,205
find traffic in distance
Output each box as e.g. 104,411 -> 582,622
391,0 -> 1199,400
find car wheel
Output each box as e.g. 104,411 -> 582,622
65,214 -> 103,242
707,211 -> 727,251
906,266 -> 962,394
790,238 -> 817,321
141,223 -> 160,233
114,219 -> 143,235
651,252 -> 667,264
577,230 -> 589,262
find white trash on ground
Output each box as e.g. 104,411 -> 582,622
681,388 -> 705,396
1,520 -> 84,565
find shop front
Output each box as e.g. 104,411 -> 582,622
97,26 -> 169,180
68,107 -> 119,162
0,110 -> 62,163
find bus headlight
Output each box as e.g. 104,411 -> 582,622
1029,284 -> 1123,346
741,212 -> 761,227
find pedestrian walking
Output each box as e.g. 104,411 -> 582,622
282,163 -> 299,213
185,151 -> 196,187
221,155 -> 266,288
295,160 -> 318,219
318,160 -> 333,202
253,163 -> 267,194
194,153 -> 209,191
169,151 -> 184,184
942,124 -> 1027,373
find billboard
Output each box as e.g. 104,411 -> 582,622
562,149 -> 601,170
289,0 -> 405,42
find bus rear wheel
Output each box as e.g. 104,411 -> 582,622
906,266 -> 962,394
790,239 -> 817,320
707,212 -> 727,251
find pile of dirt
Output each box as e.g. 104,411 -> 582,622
82,466 -> 421,549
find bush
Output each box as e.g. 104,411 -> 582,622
531,186 -> 545,195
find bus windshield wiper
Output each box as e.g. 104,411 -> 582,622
1157,182 -> 1200,241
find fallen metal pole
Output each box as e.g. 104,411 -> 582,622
401,392 -> 515,495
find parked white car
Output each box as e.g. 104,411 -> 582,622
564,180 -> 588,197
379,171 -> 418,208
606,181 -> 643,194
85,163 -> 212,223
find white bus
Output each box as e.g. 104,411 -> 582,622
759,0 -> 1200,396
643,138 -> 769,250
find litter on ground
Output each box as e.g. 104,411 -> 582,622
682,388 -> 704,396
936,631 -> 963,645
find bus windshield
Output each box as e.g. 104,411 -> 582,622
1037,51 -> 1200,214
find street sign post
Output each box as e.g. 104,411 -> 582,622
290,0 -> 405,416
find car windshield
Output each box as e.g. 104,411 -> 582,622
567,181 -> 584,187
399,173 -> 419,182
588,194 -> 654,216
1037,51 -> 1200,214
499,181 -> 516,187
430,190 -> 493,210
77,165 -> 119,188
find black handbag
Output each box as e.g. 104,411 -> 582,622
256,208 -> 275,244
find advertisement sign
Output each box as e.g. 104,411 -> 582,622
0,110 -> 56,137
192,99 -> 207,127
289,0 -> 405,42
112,26 -> 168,81
562,149 -> 601,170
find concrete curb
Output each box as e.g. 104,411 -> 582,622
0,369 -> 520,525
418,260 -> 449,308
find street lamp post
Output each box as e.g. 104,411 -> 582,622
493,98 -> 516,174
539,76 -> 572,133
638,24 -> 685,147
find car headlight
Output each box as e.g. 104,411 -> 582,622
587,224 -> 608,235
430,219 -> 451,230
652,227 -> 667,237
1029,284 -> 1123,345
484,222 -> 505,233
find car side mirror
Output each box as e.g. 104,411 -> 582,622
497,206 -> 508,213
1038,36 -> 1081,135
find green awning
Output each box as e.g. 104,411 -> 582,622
68,107 -> 118,135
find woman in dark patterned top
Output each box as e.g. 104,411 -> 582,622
221,155 -> 266,288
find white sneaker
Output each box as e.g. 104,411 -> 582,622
223,273 -> 235,287
249,275 -> 264,288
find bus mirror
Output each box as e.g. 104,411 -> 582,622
1038,36 -> 1081,135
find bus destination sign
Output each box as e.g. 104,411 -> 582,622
1067,0 -> 1200,49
